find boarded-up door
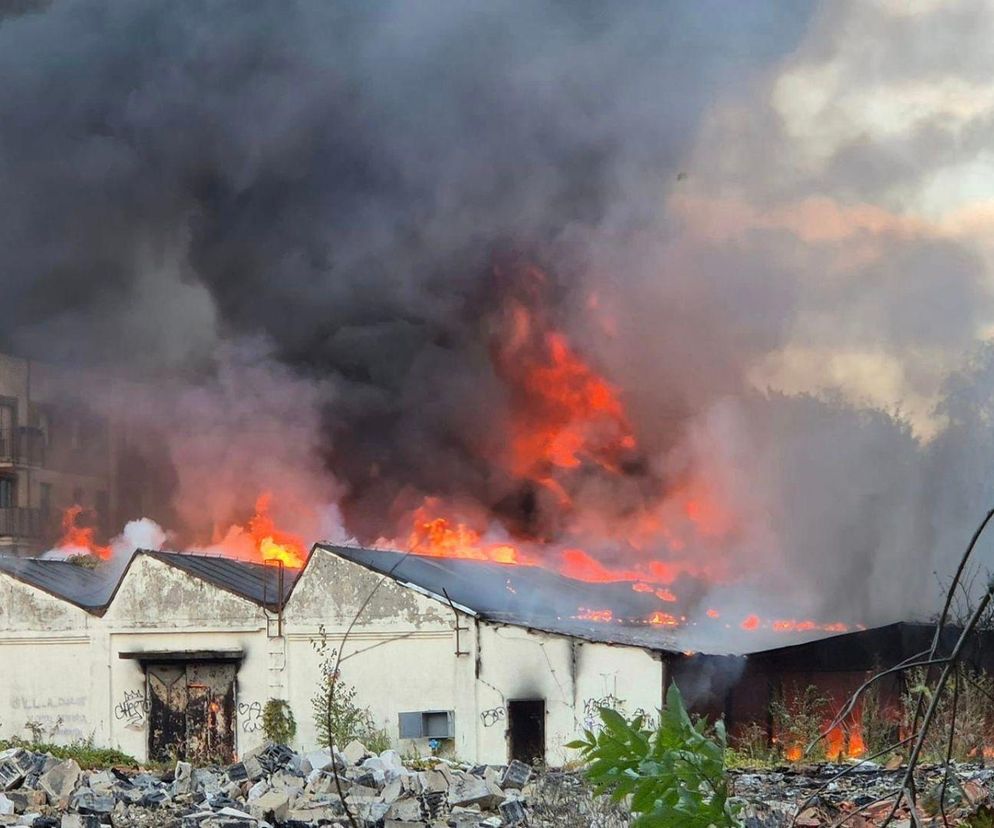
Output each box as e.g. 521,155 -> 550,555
147,662 -> 236,763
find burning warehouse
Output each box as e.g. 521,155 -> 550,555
5,1 -> 994,824
0,538 -> 983,770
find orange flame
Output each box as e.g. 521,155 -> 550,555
207,493 -> 307,568
247,493 -> 307,568
406,500 -> 531,565
55,505 -> 111,560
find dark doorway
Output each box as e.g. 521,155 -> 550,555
508,699 -> 545,764
147,662 -> 236,763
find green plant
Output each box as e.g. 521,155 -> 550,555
727,721 -> 774,767
262,699 -> 296,746
900,666 -> 994,762
310,625 -> 383,751
568,683 -> 741,828
0,737 -> 137,769
770,683 -> 829,762
858,671 -> 898,759
365,727 -> 391,754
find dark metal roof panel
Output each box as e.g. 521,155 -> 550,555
0,556 -> 113,611
316,544 -> 682,653
144,551 -> 296,607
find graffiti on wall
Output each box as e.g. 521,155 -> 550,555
581,694 -> 656,733
11,694 -> 88,741
480,706 -> 506,728
114,689 -> 150,729
237,701 -> 262,734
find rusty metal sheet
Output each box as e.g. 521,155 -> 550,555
146,662 -> 236,763
147,665 -> 187,761
186,663 -> 236,764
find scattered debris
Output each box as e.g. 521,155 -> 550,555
733,760 -> 994,826
0,743 -> 552,827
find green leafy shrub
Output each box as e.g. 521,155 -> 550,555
262,699 -> 296,746
568,683 -> 741,828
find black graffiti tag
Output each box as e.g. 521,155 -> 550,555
238,701 -> 262,733
114,689 -> 150,727
480,706 -> 505,728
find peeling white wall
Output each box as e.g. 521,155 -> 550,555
0,547 -> 669,765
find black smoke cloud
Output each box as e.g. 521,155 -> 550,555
0,0 -> 811,523
8,1 -> 994,643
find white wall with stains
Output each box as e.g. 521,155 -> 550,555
0,547 -> 670,765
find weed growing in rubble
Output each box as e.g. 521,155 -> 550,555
900,666 -> 994,762
770,684 -> 829,762
568,683 -> 742,827
726,722 -> 775,768
0,737 -> 136,769
261,699 -> 296,746
311,625 -> 385,752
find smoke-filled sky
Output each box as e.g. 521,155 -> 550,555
5,0 -> 994,644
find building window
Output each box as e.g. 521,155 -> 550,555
0,477 -> 15,509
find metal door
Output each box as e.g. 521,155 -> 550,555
147,662 -> 237,763
186,663 -> 236,764
147,665 -> 187,761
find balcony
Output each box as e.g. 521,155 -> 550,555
0,508 -> 42,539
0,427 -> 45,467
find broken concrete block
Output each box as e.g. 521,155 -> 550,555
500,760 -> 532,790
245,780 -> 269,802
0,798 -> 12,817
60,817 -> 100,828
499,798 -> 527,825
385,796 -> 421,821
173,761 -> 193,795
340,740 -> 367,766
420,769 -> 449,793
73,792 -> 115,816
225,762 -> 248,784
248,791 -> 289,823
5,790 -> 45,813
0,766 -> 23,793
360,756 -> 387,787
448,776 -> 503,810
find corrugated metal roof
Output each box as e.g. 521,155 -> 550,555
316,544 -> 683,653
0,556 -> 113,611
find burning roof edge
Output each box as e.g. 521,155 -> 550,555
311,542 -> 686,655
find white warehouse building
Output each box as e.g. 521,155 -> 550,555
0,543 -> 679,765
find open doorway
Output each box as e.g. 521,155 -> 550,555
507,699 -> 545,764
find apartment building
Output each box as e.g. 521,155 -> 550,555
0,352 -> 117,555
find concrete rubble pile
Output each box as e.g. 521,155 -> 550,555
0,743 -> 540,828
734,761 -> 994,827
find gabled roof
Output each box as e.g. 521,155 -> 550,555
0,556 -> 113,612
126,550 -> 296,611
0,550 -> 298,615
314,544 -> 682,653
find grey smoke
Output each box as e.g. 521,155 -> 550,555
5,1 -> 994,641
